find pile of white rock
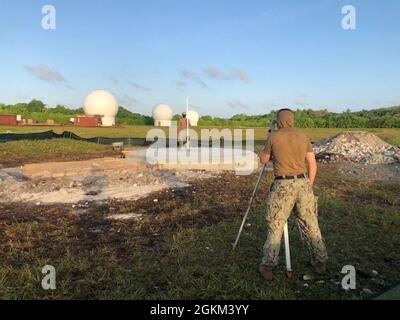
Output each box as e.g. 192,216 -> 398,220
313,131 -> 400,164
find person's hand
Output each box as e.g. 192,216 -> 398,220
259,152 -> 271,165
306,152 -> 317,187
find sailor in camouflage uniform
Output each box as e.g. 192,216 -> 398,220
259,109 -> 328,280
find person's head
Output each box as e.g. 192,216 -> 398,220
182,112 -> 187,118
276,108 -> 294,129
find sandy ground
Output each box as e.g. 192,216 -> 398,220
332,162 -> 400,181
0,167 -> 216,205
1,160 -> 399,207
0,160 -> 399,299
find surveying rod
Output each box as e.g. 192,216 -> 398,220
186,97 -> 190,151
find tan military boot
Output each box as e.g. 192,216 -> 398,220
259,264 -> 274,281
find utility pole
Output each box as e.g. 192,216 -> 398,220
186,97 -> 190,151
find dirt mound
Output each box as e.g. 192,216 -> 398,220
314,131 -> 400,164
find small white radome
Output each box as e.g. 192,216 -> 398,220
153,103 -> 173,127
187,110 -> 200,126
84,90 -> 118,116
84,90 -> 119,127
153,103 -> 173,120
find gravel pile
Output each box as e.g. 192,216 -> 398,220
314,132 -> 400,164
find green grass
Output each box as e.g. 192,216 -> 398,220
0,166 -> 398,299
1,125 -> 400,146
1,126 -> 399,168
0,139 -> 115,167
0,125 -> 399,299
375,284 -> 400,300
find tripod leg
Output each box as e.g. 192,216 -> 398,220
232,164 -> 266,250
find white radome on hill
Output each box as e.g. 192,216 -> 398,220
84,90 -> 119,127
153,103 -> 173,127
187,110 -> 200,127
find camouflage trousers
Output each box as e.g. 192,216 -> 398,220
262,178 -> 328,267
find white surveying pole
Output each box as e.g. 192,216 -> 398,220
186,97 -> 190,151
283,223 -> 293,276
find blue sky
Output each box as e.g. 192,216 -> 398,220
0,0 -> 399,117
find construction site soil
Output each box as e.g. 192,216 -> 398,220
1,132 -> 399,299
1,163 -> 399,251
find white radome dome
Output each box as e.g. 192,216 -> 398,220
187,110 -> 200,126
84,90 -> 118,117
153,103 -> 173,121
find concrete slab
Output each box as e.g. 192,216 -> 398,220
23,157 -> 151,179
22,147 -> 259,178
132,147 -> 259,175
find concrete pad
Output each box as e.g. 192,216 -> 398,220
23,157 -> 151,179
138,147 -> 259,175
22,147 -> 259,178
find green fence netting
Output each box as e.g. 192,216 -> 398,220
0,130 -> 265,148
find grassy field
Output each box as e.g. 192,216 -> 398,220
0,139 -> 116,167
0,125 -> 399,299
0,164 -> 399,299
1,125 -> 400,146
1,125 -> 399,168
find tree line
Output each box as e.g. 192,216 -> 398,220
202,108 -> 400,128
1,100 -> 399,128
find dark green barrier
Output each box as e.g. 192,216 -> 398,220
0,130 -> 266,147
0,130 -> 55,142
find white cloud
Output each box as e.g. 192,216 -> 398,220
203,67 -> 226,80
176,80 -> 187,91
294,94 -> 310,107
129,81 -> 151,92
24,64 -> 72,89
180,69 -> 208,89
109,76 -> 119,85
118,94 -> 139,108
203,67 -> 252,82
227,100 -> 250,110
